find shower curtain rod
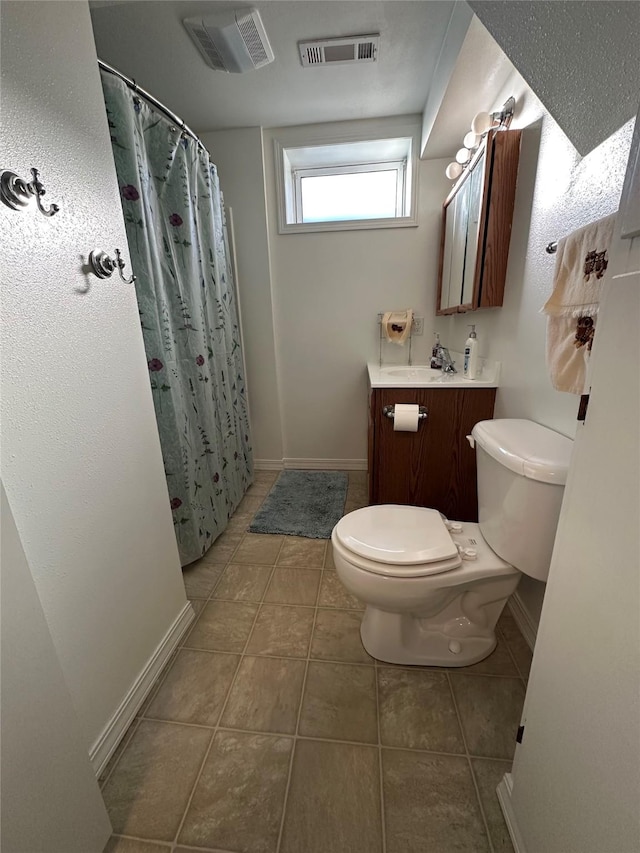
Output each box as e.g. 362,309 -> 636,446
98,59 -> 207,152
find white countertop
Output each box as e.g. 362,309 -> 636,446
368,356 -> 500,389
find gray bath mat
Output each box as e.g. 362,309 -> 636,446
249,470 -> 348,539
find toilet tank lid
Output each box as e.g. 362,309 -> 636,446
472,419 -> 573,485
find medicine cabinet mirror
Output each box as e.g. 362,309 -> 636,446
437,128 -> 521,314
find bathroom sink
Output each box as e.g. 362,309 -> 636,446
368,361 -> 501,388
381,367 -> 442,380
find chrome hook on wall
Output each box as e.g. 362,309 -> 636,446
88,249 -> 136,284
0,168 -> 60,216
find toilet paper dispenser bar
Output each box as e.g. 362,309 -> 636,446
383,405 -> 428,421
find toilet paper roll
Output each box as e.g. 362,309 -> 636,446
393,403 -> 420,432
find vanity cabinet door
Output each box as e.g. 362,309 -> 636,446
368,387 -> 496,521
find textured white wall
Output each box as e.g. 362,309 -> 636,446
1,1 -> 189,751
509,126 -> 640,852
200,127 -> 284,464
468,1 -> 640,155
440,66 -> 633,627
262,118 -> 451,465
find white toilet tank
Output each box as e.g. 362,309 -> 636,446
471,419 -> 573,581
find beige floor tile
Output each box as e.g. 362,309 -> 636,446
99,718 -> 140,787
145,649 -> 239,727
264,567 -> 321,605
280,739 -> 382,853
344,497 -> 368,513
233,533 -> 284,565
253,470 -> 279,486
102,720 -> 211,842
181,560 -> 226,599
102,835 -> 171,853
324,543 -> 336,569
245,479 -> 274,497
498,610 -> 533,679
377,668 -> 465,753
311,609 -> 372,664
104,838 -> 171,853
184,600 -> 257,652
220,656 -> 306,734
348,470 -> 368,486
178,730 -> 292,853
461,636 -> 520,677
298,661 -> 377,743
318,570 -> 364,610
383,749 -> 490,853
212,563 -> 272,602
246,604 -> 315,658
346,484 -> 368,503
472,758 -> 515,853
200,530 -> 243,564
236,494 -> 264,515
449,674 -> 526,759
188,599 -> 206,620
277,536 -> 326,568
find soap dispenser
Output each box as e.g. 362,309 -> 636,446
430,332 -> 442,369
463,325 -> 479,380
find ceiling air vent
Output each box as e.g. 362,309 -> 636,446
184,8 -> 275,74
299,34 -> 380,68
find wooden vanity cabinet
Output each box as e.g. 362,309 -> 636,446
368,386 -> 496,522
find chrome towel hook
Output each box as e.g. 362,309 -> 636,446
1,168 -> 60,216
89,249 -> 136,284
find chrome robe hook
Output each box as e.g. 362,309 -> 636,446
89,249 -> 136,284
0,168 -> 60,216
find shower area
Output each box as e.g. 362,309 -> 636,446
100,64 -> 253,566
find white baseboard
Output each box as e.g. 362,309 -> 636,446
497,772 -> 527,853
283,458 -> 368,471
253,459 -> 284,471
89,601 -> 196,776
508,591 -> 537,651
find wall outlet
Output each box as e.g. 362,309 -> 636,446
412,316 -> 424,335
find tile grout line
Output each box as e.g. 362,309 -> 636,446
498,621 -> 529,686
374,658 -> 388,853
169,531 -> 285,851
275,541 -> 325,853
446,670 -> 496,853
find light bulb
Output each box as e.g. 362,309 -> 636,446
445,162 -> 463,180
464,131 -> 480,149
471,111 -> 492,135
455,147 -> 471,165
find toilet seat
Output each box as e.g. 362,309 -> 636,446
333,505 -> 462,578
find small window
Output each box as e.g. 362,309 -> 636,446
274,129 -> 418,234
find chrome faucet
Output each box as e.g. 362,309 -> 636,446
436,345 -> 457,374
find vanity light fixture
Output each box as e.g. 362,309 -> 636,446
444,95 -> 516,180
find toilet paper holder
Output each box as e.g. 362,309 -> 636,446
383,405 -> 428,421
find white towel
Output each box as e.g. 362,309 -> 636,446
541,214 -> 615,394
382,309 -> 413,346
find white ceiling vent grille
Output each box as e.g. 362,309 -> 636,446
184,8 -> 275,74
299,34 -> 380,68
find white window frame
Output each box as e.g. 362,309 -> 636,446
293,160 -> 407,223
273,118 -> 420,234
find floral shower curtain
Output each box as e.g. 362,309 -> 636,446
101,71 -> 253,565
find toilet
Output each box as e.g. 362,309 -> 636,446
332,419 -> 573,666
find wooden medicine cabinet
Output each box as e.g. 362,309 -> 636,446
436,128 -> 521,314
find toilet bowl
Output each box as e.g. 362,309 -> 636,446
332,419 -> 573,667
332,506 -> 520,666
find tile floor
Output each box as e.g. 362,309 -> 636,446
100,471 -> 532,853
